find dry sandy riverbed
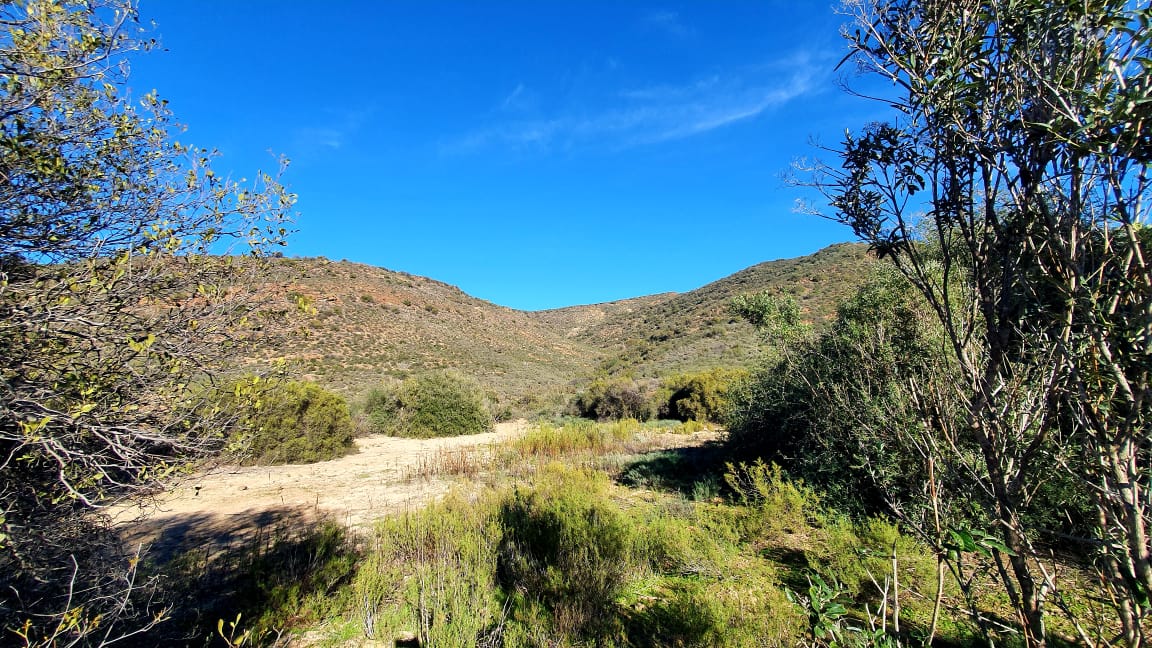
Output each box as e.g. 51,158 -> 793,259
113,420 -> 529,554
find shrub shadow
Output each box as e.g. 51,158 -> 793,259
617,439 -> 728,498
121,507 -> 359,646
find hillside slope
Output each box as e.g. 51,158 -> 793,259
245,244 -> 876,407
248,257 -> 602,406
563,243 -> 876,377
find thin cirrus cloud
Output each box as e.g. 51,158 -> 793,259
289,106 -> 375,159
446,59 -> 821,155
642,9 -> 695,39
499,82 -> 538,113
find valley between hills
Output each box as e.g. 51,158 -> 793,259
249,242 -> 875,410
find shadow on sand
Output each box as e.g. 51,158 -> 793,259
120,506 -> 359,647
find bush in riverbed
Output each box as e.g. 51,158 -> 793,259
571,377 -> 656,421
228,378 -> 356,465
498,467 -> 635,639
360,370 -> 492,438
655,367 -> 748,423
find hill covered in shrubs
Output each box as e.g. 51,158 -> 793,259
241,244 -> 874,415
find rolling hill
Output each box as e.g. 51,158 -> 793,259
245,243 -> 876,410
546,242 -> 876,377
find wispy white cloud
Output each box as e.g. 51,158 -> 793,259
445,55 -> 822,155
498,83 -> 538,113
296,127 -> 345,150
642,9 -> 694,39
291,107 -> 374,157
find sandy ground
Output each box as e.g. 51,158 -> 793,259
113,420 -> 528,554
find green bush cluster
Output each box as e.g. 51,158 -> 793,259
354,491 -> 504,646
498,468 -> 635,639
151,422 -> 983,646
226,378 -> 356,465
654,367 -> 748,423
345,465 -> 802,647
723,460 -> 947,641
726,266 -> 1096,538
359,370 -> 492,438
725,268 -> 942,515
570,377 -> 656,421
572,369 -> 746,424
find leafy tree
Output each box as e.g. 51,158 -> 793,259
809,0 -> 1152,644
0,1 -> 292,642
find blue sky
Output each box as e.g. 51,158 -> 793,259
130,2 -> 874,310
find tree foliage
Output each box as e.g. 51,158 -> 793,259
571,377 -> 655,422
727,267 -> 955,514
0,1 -> 293,642
810,0 -> 1152,644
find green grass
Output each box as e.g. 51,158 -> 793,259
142,419 -> 1115,647
339,465 -> 804,647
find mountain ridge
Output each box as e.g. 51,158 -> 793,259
246,243 -> 876,412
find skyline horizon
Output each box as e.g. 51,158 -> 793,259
130,2 -> 878,310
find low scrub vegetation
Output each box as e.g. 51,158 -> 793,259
570,377 -> 656,421
571,368 -> 746,424
142,515 -> 360,646
654,367 -> 747,423
726,265 -> 1117,643
341,465 -> 804,647
503,418 -> 640,459
129,417 -> 1111,646
359,370 -> 493,438
223,378 -> 357,465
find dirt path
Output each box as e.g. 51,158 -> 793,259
113,420 -> 528,553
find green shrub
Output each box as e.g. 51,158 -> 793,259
571,377 -> 655,421
725,268 -> 952,516
819,516 -> 940,609
725,460 -> 824,539
357,380 -> 402,433
503,418 -> 640,459
310,464 -> 811,646
228,378 -> 356,465
655,368 -> 748,422
726,266 -> 1098,549
353,490 -> 505,646
498,466 -> 635,639
360,370 -> 492,438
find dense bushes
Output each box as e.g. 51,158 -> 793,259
359,370 -> 492,438
499,469 -> 635,639
726,267 -> 1096,539
227,378 -> 356,465
571,377 -> 656,421
572,369 -> 746,424
725,268 -> 948,514
655,368 -> 748,422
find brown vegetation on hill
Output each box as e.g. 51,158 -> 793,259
247,257 -> 599,407
243,244 -> 874,407
573,242 -> 876,377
